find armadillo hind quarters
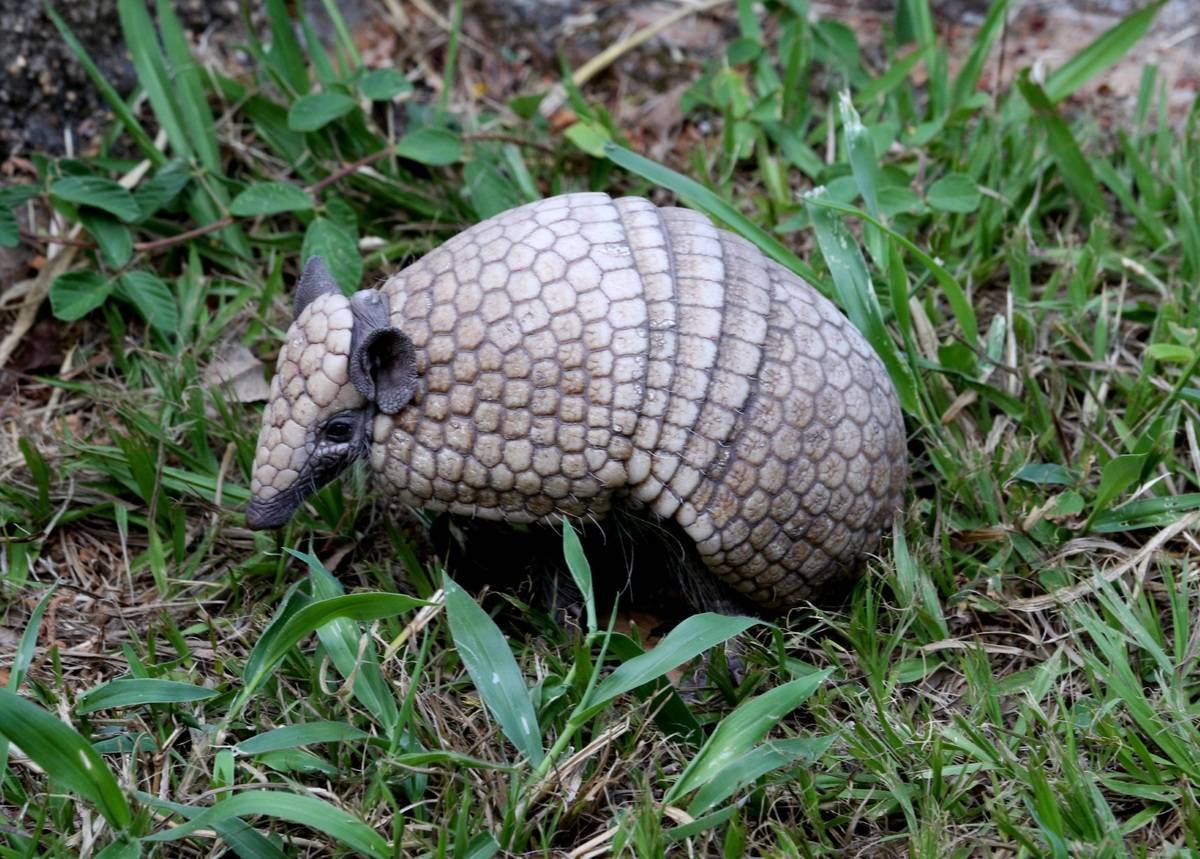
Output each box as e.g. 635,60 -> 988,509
246,192 -> 907,611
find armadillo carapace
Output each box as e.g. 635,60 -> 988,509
246,192 -> 906,609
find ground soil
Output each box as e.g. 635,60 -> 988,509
1,1 -> 1195,162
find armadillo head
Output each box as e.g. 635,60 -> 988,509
245,257 -> 417,530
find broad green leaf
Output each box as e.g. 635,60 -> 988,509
461,833 -> 501,859
255,749 -> 338,776
0,184 -> 39,207
442,572 -> 543,765
564,121 -> 611,158
236,592 -> 424,714
0,689 -> 132,829
235,722 -> 370,756
133,160 -> 192,220
302,218 -> 362,294
464,158 -> 522,220
360,68 -> 413,101
50,271 -> 114,321
142,791 -> 388,858
230,182 -> 314,217
396,127 -> 463,165
1146,343 -> 1194,363
605,633 -> 703,746
51,176 -> 140,222
1092,493 -> 1200,532
562,522 -> 596,634
591,614 -> 762,708
80,211 -> 133,267
688,736 -> 834,815
94,838 -> 141,859
1087,453 -> 1148,527
926,173 -> 981,213
77,679 -> 218,714
1014,463 -> 1075,486
665,671 -> 831,803
288,91 -> 357,132
118,271 -> 179,333
0,205 -> 18,248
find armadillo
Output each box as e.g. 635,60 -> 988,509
245,192 -> 906,609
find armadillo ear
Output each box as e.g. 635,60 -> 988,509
293,256 -> 340,319
348,290 -> 417,413
350,327 -> 417,413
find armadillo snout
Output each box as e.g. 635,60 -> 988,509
247,289 -> 368,528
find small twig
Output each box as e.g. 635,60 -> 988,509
539,0 -> 735,117
132,216 -> 234,252
1007,511 -> 1200,612
18,230 -> 93,248
306,147 -> 398,196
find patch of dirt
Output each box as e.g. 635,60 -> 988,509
0,0 -> 379,160
3,0 -> 1192,161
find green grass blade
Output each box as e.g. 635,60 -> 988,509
43,2 -> 162,164
1091,493 -> 1200,532
838,91 -> 881,219
687,736 -> 834,815
0,689 -> 132,830
443,572 -> 544,765
664,671 -> 832,804
116,0 -> 191,159
235,723 -> 370,756
600,141 -> 823,285
950,0 -> 1009,108
318,0 -> 364,71
265,0 -> 311,95
561,522 -> 597,634
1017,75 -> 1107,218
1085,453 -> 1148,528
1044,0 -> 1165,104
154,0 -> 220,172
299,552 -> 402,731
76,679 -> 219,714
142,790 -> 389,858
804,188 -> 920,414
235,591 -> 425,715
591,614 -> 762,708
0,587 -> 56,778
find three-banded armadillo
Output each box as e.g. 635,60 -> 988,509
246,192 -> 906,609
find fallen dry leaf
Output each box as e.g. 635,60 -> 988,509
204,343 -> 271,404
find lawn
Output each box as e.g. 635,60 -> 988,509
2,0 -> 1199,855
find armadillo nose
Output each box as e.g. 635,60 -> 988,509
245,496 -> 295,530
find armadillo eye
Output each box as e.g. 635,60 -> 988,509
324,418 -> 355,443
